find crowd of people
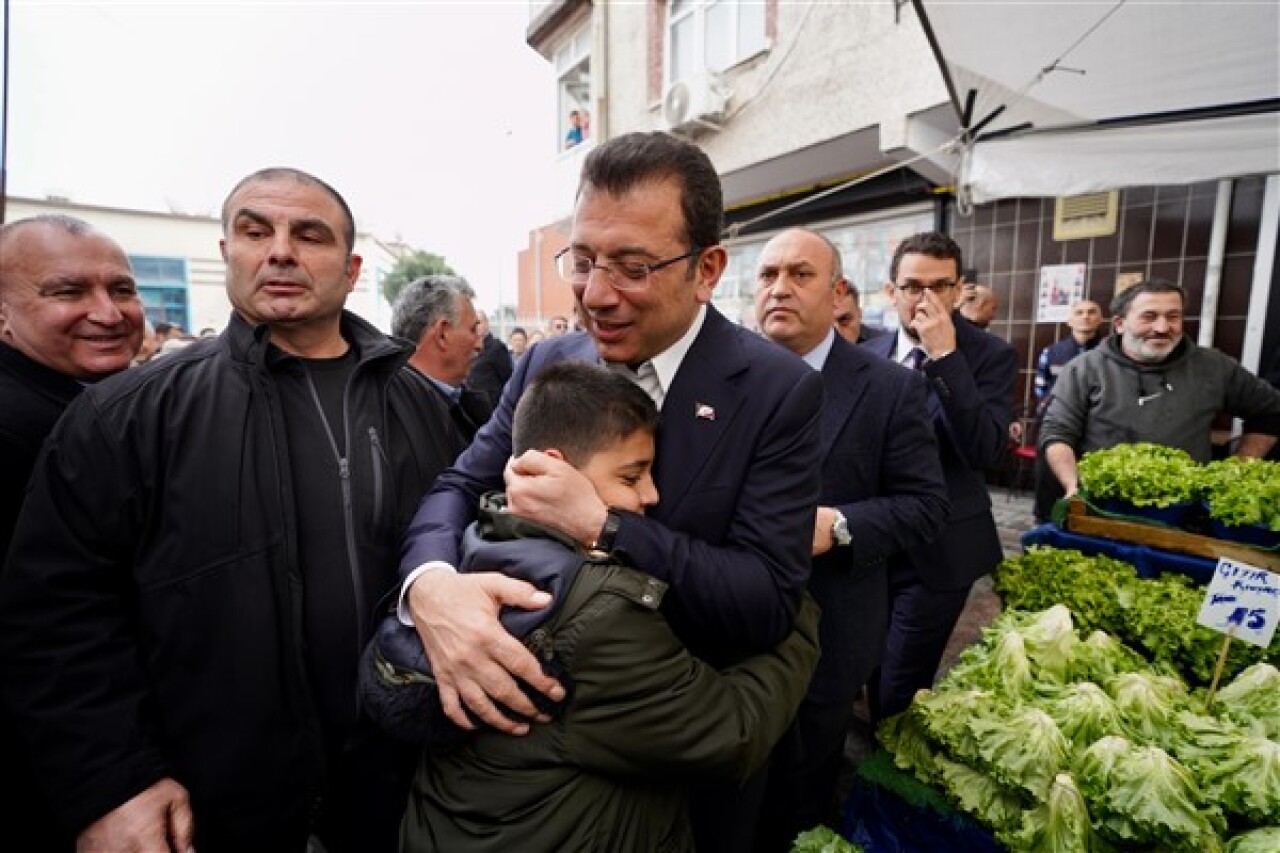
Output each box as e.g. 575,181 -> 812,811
1,131 -> 1278,853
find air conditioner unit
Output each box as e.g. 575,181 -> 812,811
662,72 -> 729,136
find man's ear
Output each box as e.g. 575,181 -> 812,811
694,246 -> 728,303
432,318 -> 452,347
834,277 -> 850,298
345,253 -> 363,293
545,448 -> 567,462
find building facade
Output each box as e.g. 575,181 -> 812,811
518,0 -> 1277,414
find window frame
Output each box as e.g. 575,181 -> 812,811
129,254 -> 190,331
554,24 -> 592,154
665,0 -> 768,88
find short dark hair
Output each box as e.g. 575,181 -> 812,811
510,326 -> 527,337
391,275 -> 476,344
221,167 -> 357,255
888,232 -> 963,283
579,131 -> 724,256
513,361 -> 658,469
1110,278 -> 1184,318
154,322 -> 176,336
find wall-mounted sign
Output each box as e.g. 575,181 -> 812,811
1037,263 -> 1086,323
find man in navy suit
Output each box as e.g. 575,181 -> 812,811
752,228 -> 949,850
862,232 -> 1017,719
397,132 -> 824,851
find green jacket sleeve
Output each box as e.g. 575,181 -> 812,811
562,587 -> 820,786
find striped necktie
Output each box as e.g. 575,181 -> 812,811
632,361 -> 663,409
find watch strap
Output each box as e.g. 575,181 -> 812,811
592,509 -> 623,553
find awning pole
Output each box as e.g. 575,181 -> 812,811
1198,179 -> 1233,348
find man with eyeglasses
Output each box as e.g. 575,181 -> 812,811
1040,279 -> 1280,497
398,131 -> 823,851
862,231 -> 1017,719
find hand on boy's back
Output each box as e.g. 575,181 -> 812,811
408,570 -> 564,735
506,450 -> 609,547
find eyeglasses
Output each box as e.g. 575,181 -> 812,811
895,281 -> 957,297
555,247 -> 701,292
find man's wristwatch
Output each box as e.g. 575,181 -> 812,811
591,509 -> 623,553
831,509 -> 852,547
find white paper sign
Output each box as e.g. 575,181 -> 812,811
1196,558 -> 1280,649
1037,263 -> 1086,323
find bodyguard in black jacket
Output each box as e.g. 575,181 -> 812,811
0,170 -> 462,852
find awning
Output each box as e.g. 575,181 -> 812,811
914,0 -> 1280,202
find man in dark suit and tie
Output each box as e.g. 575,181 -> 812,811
392,274 -> 492,442
862,232 -> 1017,719
397,132 -> 824,851
751,227 -> 949,850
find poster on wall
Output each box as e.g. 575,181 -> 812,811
1037,263 -> 1086,323
1115,271 -> 1144,298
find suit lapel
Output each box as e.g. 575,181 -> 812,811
819,337 -> 871,462
652,308 -> 747,520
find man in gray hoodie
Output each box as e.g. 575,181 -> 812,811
1040,278 -> 1280,497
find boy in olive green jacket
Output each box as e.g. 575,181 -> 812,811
391,362 -> 820,852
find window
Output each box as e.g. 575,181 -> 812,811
129,255 -> 189,331
668,0 -> 767,85
555,26 -> 592,152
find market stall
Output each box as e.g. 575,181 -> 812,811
838,446 -> 1278,852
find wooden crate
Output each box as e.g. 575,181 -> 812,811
1064,498 -> 1280,571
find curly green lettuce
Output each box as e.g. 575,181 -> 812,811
1196,735 -> 1280,826
933,755 -> 1028,833
994,547 -> 1137,636
1079,741 -> 1224,851
1043,682 -> 1127,749
1200,456 -> 1280,531
1215,663 -> 1280,738
1078,442 -> 1202,507
875,707 -> 938,783
790,825 -> 863,853
1226,827 -> 1280,853
971,706 -> 1070,800
999,773 -> 1112,853
1107,672 -> 1188,741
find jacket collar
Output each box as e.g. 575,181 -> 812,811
223,309 -> 412,369
0,341 -> 87,405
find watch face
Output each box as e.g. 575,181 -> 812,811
833,514 -> 851,546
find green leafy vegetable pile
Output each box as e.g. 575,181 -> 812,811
878,606 -> 1280,852
789,825 -> 863,853
1199,456 -> 1280,532
994,547 -> 1274,684
1077,442 -> 1201,507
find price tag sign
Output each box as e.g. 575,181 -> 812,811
1196,558 -> 1280,649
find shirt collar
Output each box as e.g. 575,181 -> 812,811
892,331 -> 923,365
645,303 -> 707,399
428,375 -> 461,402
799,328 -> 836,371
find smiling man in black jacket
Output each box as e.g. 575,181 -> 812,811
0,168 -> 462,852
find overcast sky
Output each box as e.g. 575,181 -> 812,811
5,0 -> 559,310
